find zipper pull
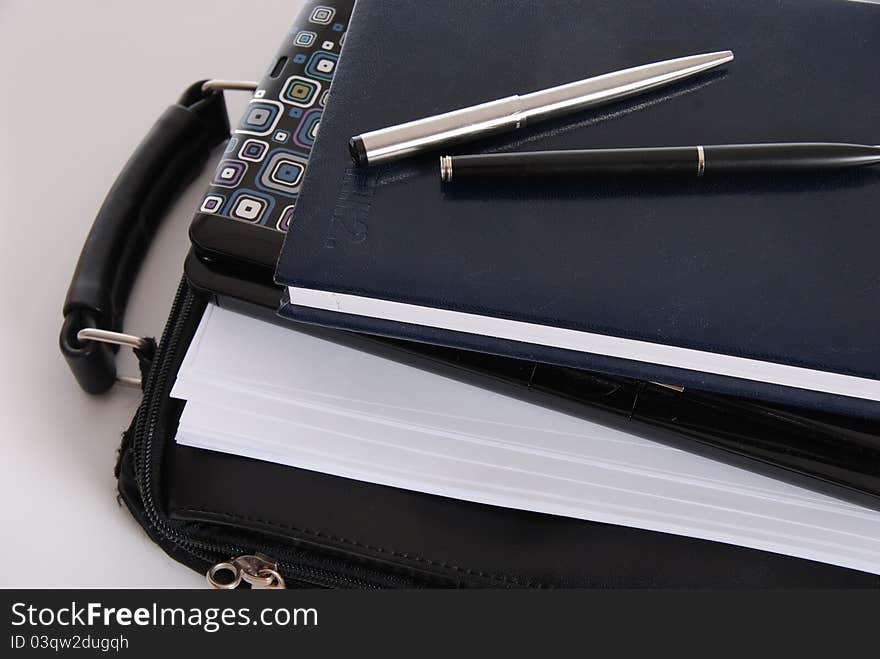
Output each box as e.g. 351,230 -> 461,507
207,553 -> 286,589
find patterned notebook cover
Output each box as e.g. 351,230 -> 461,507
197,0 -> 353,233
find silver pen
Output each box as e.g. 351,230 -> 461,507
349,50 -> 733,167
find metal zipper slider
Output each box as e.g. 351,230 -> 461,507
207,553 -> 286,589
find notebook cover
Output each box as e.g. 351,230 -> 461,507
277,0 -> 880,417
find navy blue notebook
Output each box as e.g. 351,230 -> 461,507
277,0 -> 880,417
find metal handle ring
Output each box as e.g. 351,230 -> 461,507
76,328 -> 150,388
201,79 -> 259,93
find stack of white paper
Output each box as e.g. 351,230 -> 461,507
171,305 -> 880,575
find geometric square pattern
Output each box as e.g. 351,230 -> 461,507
305,50 -> 338,81
281,75 -> 322,107
237,100 -> 283,136
309,6 -> 335,24
293,109 -> 322,149
258,149 -> 310,196
239,139 -> 268,162
276,204 -> 296,232
200,194 -> 225,213
225,189 -> 274,224
211,160 -> 248,187
203,0 -> 351,231
294,30 -> 316,47
231,196 -> 265,222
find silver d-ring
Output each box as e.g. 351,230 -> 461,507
207,562 -> 242,589
201,80 -> 259,93
75,328 -> 149,388
76,328 -> 148,351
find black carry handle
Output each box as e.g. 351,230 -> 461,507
60,81 -> 231,394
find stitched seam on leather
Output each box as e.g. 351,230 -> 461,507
177,507 -> 528,586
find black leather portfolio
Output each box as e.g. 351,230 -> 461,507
63,0 -> 880,588
277,0 -> 880,418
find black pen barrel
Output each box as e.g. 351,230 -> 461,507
441,143 -> 880,182
704,143 -> 880,172
445,147 -> 697,180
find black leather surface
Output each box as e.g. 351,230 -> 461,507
166,276 -> 879,586
166,440 -> 880,587
278,0 -> 880,416
156,0 -> 880,587
160,284 -> 879,587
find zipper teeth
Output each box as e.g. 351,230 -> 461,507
130,280 -> 385,588
135,282 -> 235,563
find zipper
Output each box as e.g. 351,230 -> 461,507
207,553 -> 286,589
129,279 -> 413,589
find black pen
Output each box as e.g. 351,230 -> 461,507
439,142 -> 880,182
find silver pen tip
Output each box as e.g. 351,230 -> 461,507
685,49 -> 734,67
678,50 -> 734,69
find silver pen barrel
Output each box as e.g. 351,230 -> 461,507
350,96 -> 525,168
350,50 -> 733,167
517,50 -> 733,121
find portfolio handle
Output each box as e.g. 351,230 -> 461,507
60,81 -> 232,394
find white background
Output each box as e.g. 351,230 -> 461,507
1,0 -> 305,587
